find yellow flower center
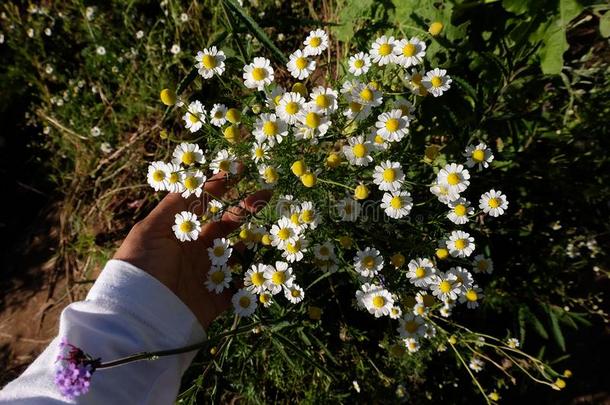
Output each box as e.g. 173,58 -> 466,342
210,205 -> 220,214
290,212 -> 300,225
251,272 -> 265,286
431,76 -> 443,88
239,296 -> 251,308
263,121 -> 278,136
277,228 -> 290,240
315,94 -> 330,108
301,209 -> 314,223
259,293 -> 271,304
305,112 -> 320,128
359,87 -> 374,102
271,271 -> 286,285
309,36 -> 321,47
402,43 -> 416,57
201,54 -> 216,69
168,173 -> 179,184
454,239 -> 467,250
382,168 -> 396,182
251,67 -> 267,81
354,184 -> 369,200
354,59 -> 364,68
291,289 -> 301,298
213,246 -> 225,257
385,118 -> 400,132
219,160 -> 230,172
181,151 -> 195,165
319,246 -> 330,256
285,101 -> 299,115
254,147 -> 264,158
472,149 -> 485,162
488,198 -> 500,208
264,167 -> 278,183
372,296 -> 386,308
349,101 -> 363,112
439,280 -> 452,293
179,221 -> 194,233
273,95 -> 282,105
436,248 -> 449,260
404,320 -> 418,333
429,21 -> 443,36
465,290 -> 478,302
362,256 -> 375,269
415,267 -> 425,278
412,73 -> 423,85
379,43 -> 392,56
295,57 -> 308,70
446,172 -> 460,185
286,240 -> 301,254
211,271 -> 225,284
454,204 -> 466,216
152,170 -> 165,182
374,134 -> 384,144
352,143 -> 367,158
390,196 -> 402,209
183,176 -> 198,190
188,113 -> 199,124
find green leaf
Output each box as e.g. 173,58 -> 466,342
502,0 -> 531,15
548,306 -> 567,352
600,11 -> 610,38
222,0 -> 287,64
518,306 -> 527,344
333,0 -> 375,43
524,306 -> 549,340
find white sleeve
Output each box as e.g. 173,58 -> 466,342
0,259 -> 206,405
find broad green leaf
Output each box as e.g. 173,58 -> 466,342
559,0 -> 583,29
539,21 -> 568,75
333,0 -> 375,43
600,11 -> 610,38
549,306 -> 567,352
502,0 -> 530,15
524,306 -> 549,339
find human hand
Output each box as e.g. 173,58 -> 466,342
113,171 -> 271,329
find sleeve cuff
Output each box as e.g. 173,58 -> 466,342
86,259 -> 206,346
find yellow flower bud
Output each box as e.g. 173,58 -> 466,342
239,228 -> 250,240
160,129 -> 169,140
308,306 -> 322,320
428,21 -> 443,36
338,235 -> 352,249
488,391 -> 500,401
226,108 -> 241,124
326,152 -> 341,168
563,369 -> 572,378
292,82 -> 308,97
160,88 -> 177,106
210,346 -> 217,355
436,248 -> 449,260
368,81 -> 379,90
391,253 -> 405,268
554,378 -> 566,389
448,335 -> 457,345
223,124 -> 240,143
300,172 -> 317,187
291,160 -> 307,177
354,183 -> 370,200
251,104 -> 262,114
261,234 -> 272,246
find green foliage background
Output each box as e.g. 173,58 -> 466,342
0,0 -> 609,403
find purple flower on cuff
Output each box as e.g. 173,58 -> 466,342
54,338 -> 101,399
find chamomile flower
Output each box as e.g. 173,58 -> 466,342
165,163 -> 185,193
446,230 -> 476,258
298,201 -> 320,229
370,35 -> 397,65
258,292 -> 274,308
389,306 -> 403,319
282,236 -> 308,263
381,191 -> 413,219
251,142 -> 270,163
464,142 -> 494,169
412,303 -> 429,317
313,241 -> 336,261
422,68 -> 452,97
284,284 -> 305,304
355,283 -> 379,308
258,164 -> 279,187
270,217 -> 301,249
180,169 -> 206,198
265,85 -> 285,109
276,92 -> 306,125
342,135 -> 373,166
375,109 -> 409,142
309,86 -> 338,113
244,263 -> 270,294
210,149 -> 239,175
416,291 -> 437,309
296,106 -> 331,141
240,222 -> 265,250
232,289 -> 257,317
447,266 -> 474,290
243,57 -> 274,90
263,261 -> 294,295
209,103 -> 228,127
183,101 -> 206,132
472,254 -> 494,274
394,37 -> 426,68
479,189 -> 508,217
439,305 -> 452,317
172,142 -> 205,167
348,52 -> 371,76
195,47 -> 226,79
373,161 -> 405,191
253,113 -> 288,145
354,247 -> 384,278
404,338 -> 420,353
405,68 -> 427,96
447,197 -> 474,225
368,128 -> 390,151
208,238 -> 233,266
147,161 -> 169,191
429,272 -> 461,301
397,314 -> 426,339
351,82 -> 383,107
342,100 -> 372,121
337,197 -> 361,222
363,287 -> 395,318
206,199 -> 223,221
287,49 -> 316,79
430,182 -> 460,205
406,258 -> 436,287
506,338 -> 520,349
393,98 -> 415,119
459,285 -> 483,309
469,357 -> 484,372
303,29 -> 328,56
437,163 -> 470,194
205,265 -> 232,293
276,194 -> 296,217
170,211 -> 200,244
